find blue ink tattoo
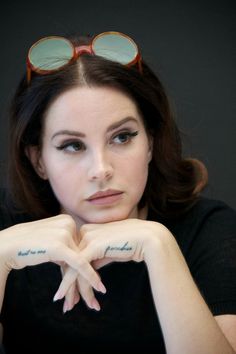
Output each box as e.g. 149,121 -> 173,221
104,242 -> 132,257
18,249 -> 46,256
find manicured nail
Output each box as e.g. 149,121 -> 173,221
63,301 -> 68,313
91,298 -> 100,311
53,290 -> 63,302
97,281 -> 106,294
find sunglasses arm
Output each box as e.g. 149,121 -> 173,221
26,67 -> 32,84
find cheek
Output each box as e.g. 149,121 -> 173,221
134,162 -> 149,189
123,151 -> 149,190
43,165 -> 84,210
41,154 -> 82,191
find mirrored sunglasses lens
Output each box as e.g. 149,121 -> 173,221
92,33 -> 138,65
29,38 -> 74,71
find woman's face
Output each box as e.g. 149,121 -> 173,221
31,86 -> 152,226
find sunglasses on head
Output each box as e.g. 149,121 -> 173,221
26,31 -> 142,83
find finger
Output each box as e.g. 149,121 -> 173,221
54,269 -> 102,313
49,246 -> 106,293
63,282 -> 80,313
53,267 -> 104,304
77,276 -> 101,312
73,286 -> 80,306
92,257 -> 128,270
81,242 -> 134,263
92,258 -> 114,270
54,267 -> 78,301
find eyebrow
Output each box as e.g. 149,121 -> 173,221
51,117 -> 138,140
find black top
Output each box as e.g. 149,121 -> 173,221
1,195 -> 236,354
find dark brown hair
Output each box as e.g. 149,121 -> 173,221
6,33 -> 203,219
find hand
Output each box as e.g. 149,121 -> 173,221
55,218 -> 164,309
0,214 -> 106,312
79,218 -> 148,262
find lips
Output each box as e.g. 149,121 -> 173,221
86,189 -> 123,205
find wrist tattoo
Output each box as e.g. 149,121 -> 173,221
17,249 -> 46,256
104,241 -> 132,257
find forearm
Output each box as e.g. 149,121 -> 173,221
145,228 -> 235,354
0,263 -> 9,344
0,262 -> 9,314
0,228 -> 13,314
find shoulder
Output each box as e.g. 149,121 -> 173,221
183,198 -> 236,315
183,197 -> 236,235
150,196 -> 236,254
150,197 -> 236,316
154,195 -> 236,229
189,196 -> 236,217
184,197 -> 236,241
183,196 -> 236,245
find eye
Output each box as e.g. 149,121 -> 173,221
112,131 -> 139,144
56,140 -> 85,152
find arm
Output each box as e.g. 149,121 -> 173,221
56,219 -> 236,353
144,223 -> 235,354
216,315 -> 236,351
0,214 -> 105,314
0,263 -> 9,319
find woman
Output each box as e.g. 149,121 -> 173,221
0,31 -> 235,353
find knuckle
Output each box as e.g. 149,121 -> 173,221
79,224 -> 89,235
79,225 -> 95,243
48,241 -> 71,260
59,214 -> 76,231
57,228 -> 71,241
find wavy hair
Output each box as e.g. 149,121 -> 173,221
6,34 -> 205,219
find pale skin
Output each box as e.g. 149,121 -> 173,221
0,86 -> 235,353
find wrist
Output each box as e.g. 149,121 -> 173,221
143,221 -> 177,267
0,230 -> 13,275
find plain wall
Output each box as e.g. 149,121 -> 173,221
0,0 -> 235,209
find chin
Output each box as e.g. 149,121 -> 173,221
85,208 -> 136,224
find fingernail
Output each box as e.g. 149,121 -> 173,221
97,281 -> 106,294
91,298 -> 100,311
63,301 -> 68,314
53,290 -> 63,302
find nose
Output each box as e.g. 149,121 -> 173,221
88,149 -> 113,182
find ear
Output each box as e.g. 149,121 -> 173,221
25,146 -> 48,180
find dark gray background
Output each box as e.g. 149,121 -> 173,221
0,0 -> 235,209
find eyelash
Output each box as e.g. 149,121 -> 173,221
56,130 -> 139,152
111,130 -> 138,145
